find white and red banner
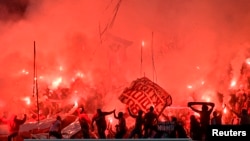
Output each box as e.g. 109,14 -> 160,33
119,77 -> 172,118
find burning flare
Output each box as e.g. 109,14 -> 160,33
230,80 -> 237,87
22,97 -> 31,105
52,77 -> 62,89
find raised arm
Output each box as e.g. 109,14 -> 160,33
127,108 -> 137,118
188,102 -> 202,113
103,109 -> 115,116
15,114 -> 27,125
188,102 -> 215,113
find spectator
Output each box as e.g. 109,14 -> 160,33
0,114 -> 27,141
49,115 -> 62,139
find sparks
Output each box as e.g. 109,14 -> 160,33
187,85 -> 192,89
76,72 -> 85,78
21,69 -> 29,75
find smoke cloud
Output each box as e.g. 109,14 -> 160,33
1,0 -> 250,115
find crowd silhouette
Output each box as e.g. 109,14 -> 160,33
1,99 -> 250,141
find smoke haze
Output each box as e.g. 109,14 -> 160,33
1,0 -> 250,115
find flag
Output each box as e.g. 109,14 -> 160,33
99,0 -> 123,42
119,77 -> 172,118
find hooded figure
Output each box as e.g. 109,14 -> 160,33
0,114 -> 27,141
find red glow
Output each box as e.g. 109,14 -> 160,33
0,0 -> 249,119
108,117 -> 113,123
141,40 -> 145,47
59,66 -> 63,71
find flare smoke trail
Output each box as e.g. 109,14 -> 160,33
0,0 -> 250,116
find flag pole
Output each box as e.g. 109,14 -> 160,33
33,41 -> 40,123
140,41 -> 143,77
157,95 -> 172,119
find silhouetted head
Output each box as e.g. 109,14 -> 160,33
190,115 -> 195,121
149,106 -> 154,112
171,116 -> 177,122
56,115 -> 61,121
213,111 -> 217,117
242,109 -> 248,115
138,110 -> 143,115
202,105 -> 208,111
97,109 -> 102,115
118,112 -> 123,118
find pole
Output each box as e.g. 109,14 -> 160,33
33,41 -> 39,123
157,95 -> 172,119
151,32 -> 155,82
140,41 -> 143,76
151,31 -> 157,83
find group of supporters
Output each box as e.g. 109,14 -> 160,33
1,99 -> 250,141
47,105 -> 188,139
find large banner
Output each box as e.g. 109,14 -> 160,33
119,77 -> 172,118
